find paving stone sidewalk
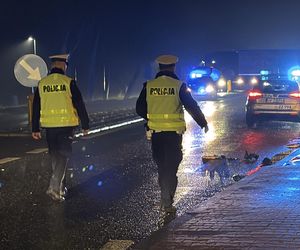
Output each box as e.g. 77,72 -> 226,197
136,158 -> 300,249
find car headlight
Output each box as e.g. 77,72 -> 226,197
250,78 -> 258,85
206,85 -> 215,93
218,79 -> 226,87
198,87 -> 205,94
237,78 -> 244,85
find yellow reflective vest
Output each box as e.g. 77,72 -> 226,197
146,76 -> 186,132
38,73 -> 79,127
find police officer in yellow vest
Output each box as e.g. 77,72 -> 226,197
136,54 -> 208,213
32,54 -> 89,202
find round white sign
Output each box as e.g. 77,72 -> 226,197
14,54 -> 48,87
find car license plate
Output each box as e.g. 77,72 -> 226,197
267,98 -> 284,103
278,105 -> 292,110
257,98 -> 284,103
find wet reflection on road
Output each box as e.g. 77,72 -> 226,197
2,93 -> 300,248
175,94 -> 300,215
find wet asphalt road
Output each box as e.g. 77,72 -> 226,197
1,92 -> 300,249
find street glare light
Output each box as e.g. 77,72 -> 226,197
25,35 -> 38,94
237,77 -> 244,85
205,84 -> 215,93
218,78 -> 226,87
251,77 -> 258,85
212,60 -> 216,64
27,36 -> 37,55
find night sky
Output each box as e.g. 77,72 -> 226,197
2,0 -> 300,105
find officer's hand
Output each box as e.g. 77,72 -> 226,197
32,132 -> 42,140
204,125 -> 209,133
82,129 -> 89,136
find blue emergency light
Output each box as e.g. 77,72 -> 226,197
260,70 -> 270,80
190,71 -> 203,79
189,68 -> 210,79
210,68 -> 221,81
260,70 -> 269,75
288,66 -> 300,81
189,66 -> 221,81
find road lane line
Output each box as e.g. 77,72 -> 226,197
26,148 -> 48,154
75,118 -> 144,138
0,157 -> 21,165
0,133 -> 31,137
100,240 -> 134,250
0,118 -> 144,161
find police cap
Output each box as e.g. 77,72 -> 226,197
49,54 -> 69,64
155,54 -> 178,65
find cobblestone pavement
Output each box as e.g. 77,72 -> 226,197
136,151 -> 300,249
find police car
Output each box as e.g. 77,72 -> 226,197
187,76 -> 217,98
245,72 -> 300,128
187,66 -> 221,99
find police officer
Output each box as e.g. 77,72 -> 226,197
136,54 -> 208,213
32,54 -> 89,202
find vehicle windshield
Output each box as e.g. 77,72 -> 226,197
257,80 -> 299,94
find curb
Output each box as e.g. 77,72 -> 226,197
133,139 -> 300,249
273,147 -> 300,167
0,132 -> 31,137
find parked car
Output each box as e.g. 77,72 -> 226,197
245,78 -> 300,128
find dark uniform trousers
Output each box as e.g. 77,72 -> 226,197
151,131 -> 183,207
46,127 -> 74,194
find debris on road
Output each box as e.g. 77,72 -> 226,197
286,143 -> 300,149
271,149 -> 293,162
243,151 -> 259,163
233,157 -> 272,182
261,157 -> 272,166
201,155 -> 230,184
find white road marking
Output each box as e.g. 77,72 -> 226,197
26,148 -> 48,154
75,118 -> 144,138
0,118 -> 144,162
0,133 -> 31,137
100,240 -> 134,250
0,157 -> 21,165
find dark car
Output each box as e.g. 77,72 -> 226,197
187,66 -> 221,99
245,78 -> 300,128
187,75 -> 217,99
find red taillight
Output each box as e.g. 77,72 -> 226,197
248,90 -> 262,100
289,91 -> 300,99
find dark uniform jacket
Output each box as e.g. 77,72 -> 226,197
136,71 -> 208,129
32,68 -> 89,132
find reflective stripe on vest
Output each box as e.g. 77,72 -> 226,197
146,76 -> 186,132
147,113 -> 184,119
39,74 -> 79,127
148,121 -> 186,130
